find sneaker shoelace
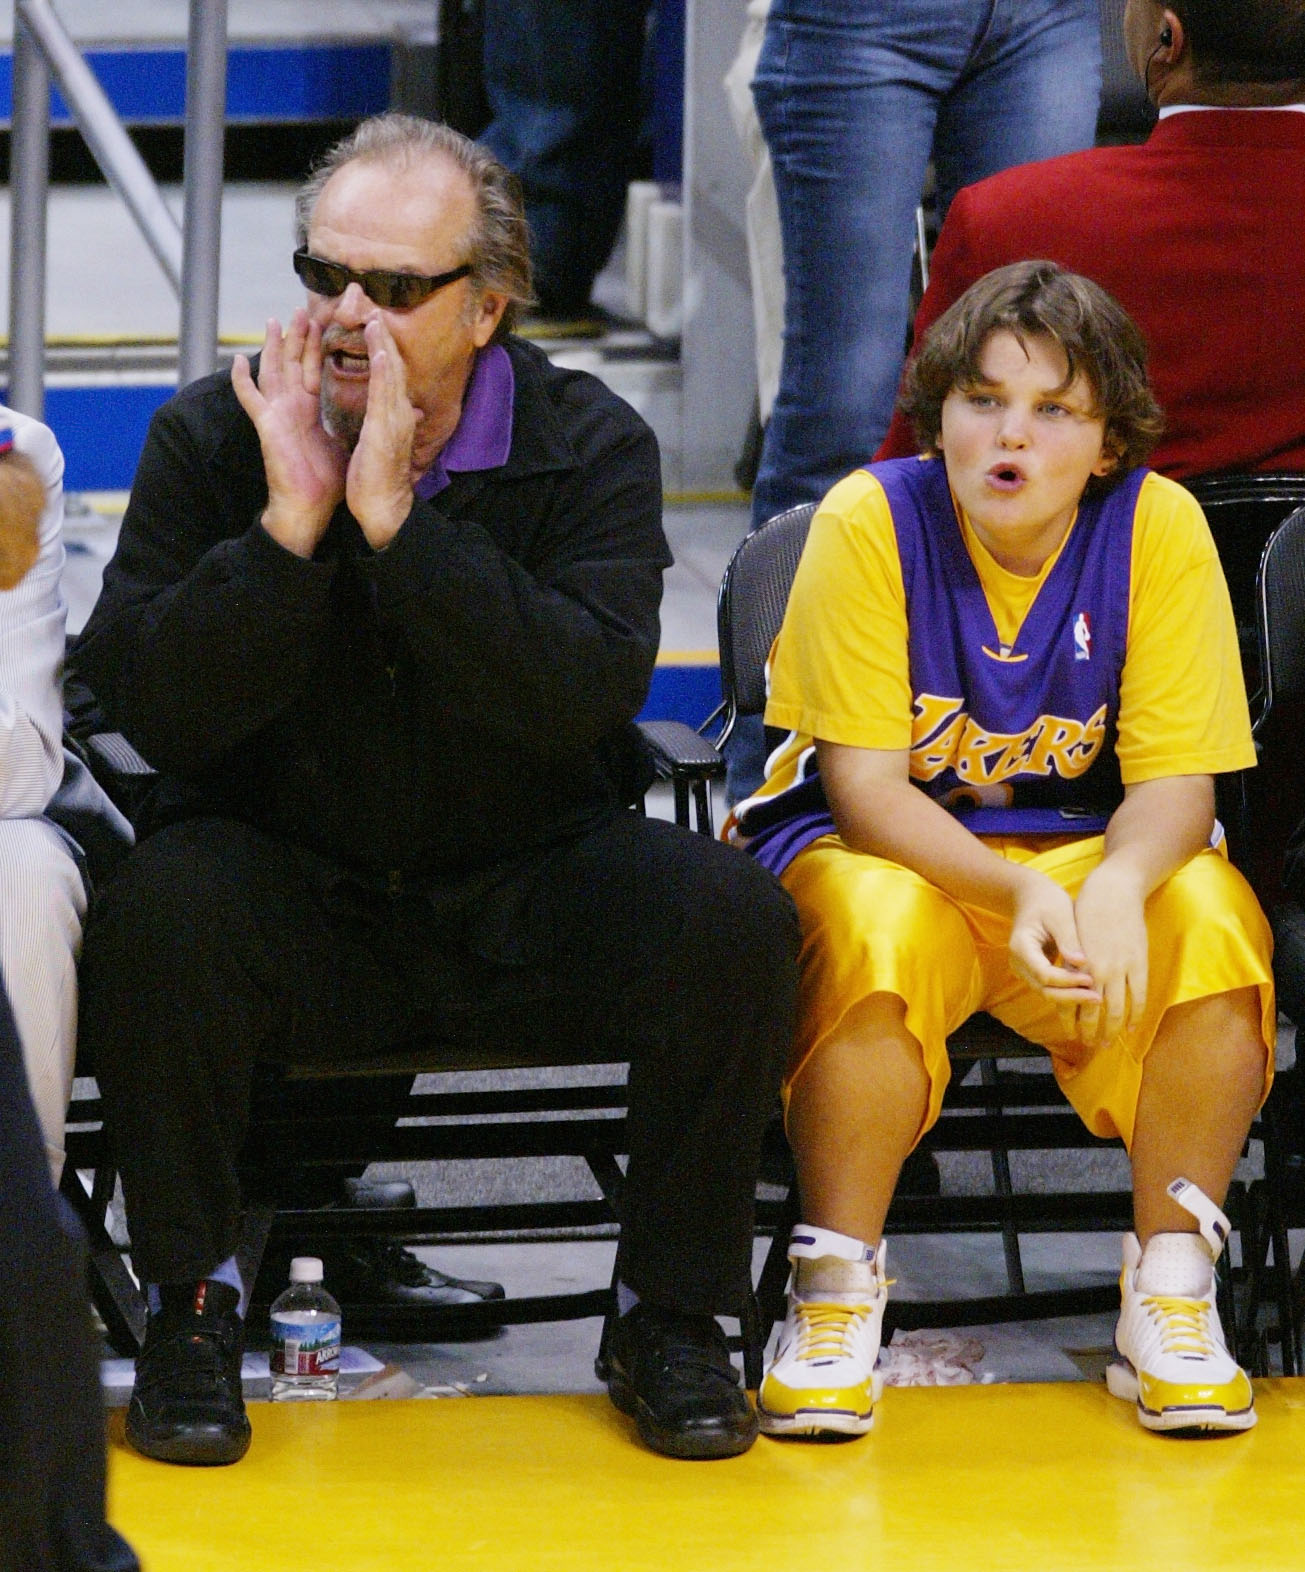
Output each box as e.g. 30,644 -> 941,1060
1141,1295 -> 1219,1361
792,1300 -> 876,1364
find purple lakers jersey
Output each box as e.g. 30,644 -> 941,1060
742,456 -> 1147,876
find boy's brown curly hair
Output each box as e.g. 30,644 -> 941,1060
899,260 -> 1165,494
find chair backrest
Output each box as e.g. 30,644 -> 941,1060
1255,505 -> 1305,731
1186,472 -> 1305,666
716,502 -> 817,723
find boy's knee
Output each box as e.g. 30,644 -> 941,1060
1183,986 -> 1269,1058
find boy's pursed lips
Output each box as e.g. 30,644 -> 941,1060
985,461 -> 1027,490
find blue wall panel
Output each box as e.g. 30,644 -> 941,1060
35,384 -> 171,492
0,43 -> 393,127
638,663 -> 719,729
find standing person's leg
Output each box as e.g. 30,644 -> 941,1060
491,811 -> 799,1457
734,0 -> 979,805
0,981 -> 140,1572
78,817 -> 417,1466
751,0 -> 987,530
931,0 -> 1102,219
0,817 -> 87,1183
480,0 -> 651,316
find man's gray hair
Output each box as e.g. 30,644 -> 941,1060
294,114 -> 534,339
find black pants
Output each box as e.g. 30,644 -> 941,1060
0,984 -> 139,1572
79,812 -> 799,1316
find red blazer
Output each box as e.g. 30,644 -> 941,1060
878,110 -> 1305,481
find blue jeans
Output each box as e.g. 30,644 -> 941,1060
480,0 -> 653,313
750,0 -> 1102,528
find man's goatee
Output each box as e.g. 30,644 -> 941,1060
321,391 -> 364,451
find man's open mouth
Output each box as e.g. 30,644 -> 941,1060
329,347 -> 370,376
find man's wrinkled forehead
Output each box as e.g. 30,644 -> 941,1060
307,152 -> 477,259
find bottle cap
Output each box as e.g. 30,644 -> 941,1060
289,1255 -> 324,1284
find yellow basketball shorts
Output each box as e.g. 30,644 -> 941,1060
779,833 -> 1275,1148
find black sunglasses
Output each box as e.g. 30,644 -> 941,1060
292,249 -> 474,310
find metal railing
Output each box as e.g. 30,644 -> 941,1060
7,0 -> 229,418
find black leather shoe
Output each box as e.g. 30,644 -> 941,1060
126,1280 -> 251,1466
318,1238 -> 506,1309
599,1303 -> 758,1460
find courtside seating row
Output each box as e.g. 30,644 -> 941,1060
59,476 -> 1305,1379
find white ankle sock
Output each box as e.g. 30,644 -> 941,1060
1135,1231 -> 1215,1298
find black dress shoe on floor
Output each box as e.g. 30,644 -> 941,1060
252,1178 -> 505,1314
327,1232 -> 509,1307
318,1238 -> 506,1310
126,1280 -> 251,1466
598,1302 -> 758,1460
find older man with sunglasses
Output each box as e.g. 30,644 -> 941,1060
74,114 -> 798,1468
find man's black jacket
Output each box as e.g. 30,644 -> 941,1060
74,337 -> 670,884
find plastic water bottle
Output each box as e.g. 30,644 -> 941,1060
269,1256 -> 341,1401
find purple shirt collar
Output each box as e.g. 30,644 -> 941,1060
414,343 -> 515,500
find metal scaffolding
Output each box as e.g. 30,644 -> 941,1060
7,0 -> 229,418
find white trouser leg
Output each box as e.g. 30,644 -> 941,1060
0,818 -> 87,1182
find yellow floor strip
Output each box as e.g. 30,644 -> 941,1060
108,1381 -> 1305,1571
655,649 -> 718,665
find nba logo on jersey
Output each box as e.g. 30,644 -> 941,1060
1073,611 -> 1092,662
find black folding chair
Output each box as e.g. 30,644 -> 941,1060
1236,506 -> 1305,1370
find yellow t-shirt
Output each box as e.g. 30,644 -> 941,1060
754,466 -> 1254,806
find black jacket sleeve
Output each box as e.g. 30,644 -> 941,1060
74,375 -> 339,775
75,349 -> 669,784
361,377 -> 665,763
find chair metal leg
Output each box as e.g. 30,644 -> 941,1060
672,778 -> 690,827
1257,1103 -> 1300,1374
584,1151 -> 627,1212
1217,1194 -> 1252,1371
691,779 -> 714,837
979,1058 -> 1026,1295
752,1185 -> 800,1357
235,1201 -> 276,1304
59,1160 -> 147,1353
736,1290 -> 765,1390
593,1251 -> 623,1383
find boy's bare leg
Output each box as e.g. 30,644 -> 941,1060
1109,986 -> 1265,1433
1129,986 -> 1267,1241
760,991 -> 927,1437
785,991 -> 930,1244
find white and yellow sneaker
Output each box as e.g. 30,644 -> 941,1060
1106,1178 -> 1256,1433
757,1225 -> 888,1438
